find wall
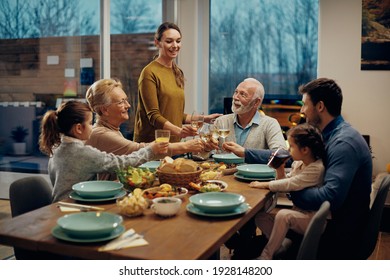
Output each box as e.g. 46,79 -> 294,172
319,0 -> 390,175
178,0 -> 390,174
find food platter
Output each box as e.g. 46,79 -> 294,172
188,180 -> 228,192
142,185 -> 188,200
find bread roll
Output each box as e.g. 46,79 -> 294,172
174,158 -> 198,172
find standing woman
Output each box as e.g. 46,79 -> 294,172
134,22 -> 220,143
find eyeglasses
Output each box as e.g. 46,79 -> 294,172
110,98 -> 130,107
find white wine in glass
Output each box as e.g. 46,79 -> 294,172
217,128 -> 230,138
217,123 -> 230,153
199,124 -> 210,142
190,111 -> 204,134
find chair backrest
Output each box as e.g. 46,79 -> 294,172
9,176 -> 53,260
9,176 -> 52,217
358,174 -> 390,259
296,200 -> 331,260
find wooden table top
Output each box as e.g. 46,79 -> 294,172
0,174 -> 272,260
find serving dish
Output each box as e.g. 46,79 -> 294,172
236,164 -> 275,178
57,212 -> 123,238
189,192 -> 245,213
212,153 -> 245,164
72,181 -> 123,198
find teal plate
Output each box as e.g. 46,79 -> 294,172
51,225 -> 125,243
234,172 -> 275,182
139,160 -> 161,172
69,189 -> 126,202
186,203 -> 249,217
212,153 -> 245,164
236,164 -> 275,178
72,181 -> 123,198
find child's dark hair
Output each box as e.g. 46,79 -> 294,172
287,123 -> 325,160
39,100 -> 92,156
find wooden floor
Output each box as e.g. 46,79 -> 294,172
0,198 -> 389,260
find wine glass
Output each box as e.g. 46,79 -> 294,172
155,129 -> 170,143
190,111 -> 204,138
209,121 -> 220,153
217,122 -> 230,153
199,123 -> 210,143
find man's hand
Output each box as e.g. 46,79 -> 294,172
222,141 -> 245,157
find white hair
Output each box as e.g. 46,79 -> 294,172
244,78 -> 265,100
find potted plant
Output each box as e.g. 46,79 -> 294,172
10,126 -> 29,155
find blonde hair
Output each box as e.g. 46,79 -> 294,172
85,78 -> 123,115
39,100 -> 92,156
154,22 -> 185,88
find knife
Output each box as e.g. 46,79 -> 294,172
57,201 -> 105,211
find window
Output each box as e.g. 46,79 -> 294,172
0,0 -> 162,157
209,0 -> 319,113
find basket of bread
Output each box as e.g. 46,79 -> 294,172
157,157 -> 202,187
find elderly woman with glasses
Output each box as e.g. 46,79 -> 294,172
85,78 -> 207,180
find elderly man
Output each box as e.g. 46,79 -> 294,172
216,78 -> 286,153
214,78 -> 286,259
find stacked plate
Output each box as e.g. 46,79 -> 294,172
234,164 -> 276,181
52,212 -> 125,243
186,192 -> 248,217
69,181 -> 126,202
212,153 -> 245,164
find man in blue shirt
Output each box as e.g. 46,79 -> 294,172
247,78 -> 372,259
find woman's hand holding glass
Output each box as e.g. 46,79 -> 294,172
200,123 -> 219,152
154,129 -> 170,154
190,111 -> 204,137
183,138 -> 204,154
180,125 -> 198,138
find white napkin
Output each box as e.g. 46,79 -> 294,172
98,228 -> 148,251
58,206 -> 81,212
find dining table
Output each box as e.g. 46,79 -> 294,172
0,174 -> 273,260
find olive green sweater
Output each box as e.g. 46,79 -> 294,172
134,60 -> 187,143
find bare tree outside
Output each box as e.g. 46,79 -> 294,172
0,0 -> 97,39
209,0 -> 318,113
111,0 -> 161,34
0,0 -> 34,39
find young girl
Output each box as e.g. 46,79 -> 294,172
39,100 -> 168,202
249,123 -> 326,260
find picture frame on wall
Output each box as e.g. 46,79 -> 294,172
361,0 -> 390,70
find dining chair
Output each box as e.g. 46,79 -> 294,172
274,200 -> 330,260
296,200 -> 330,260
355,174 -> 390,259
9,176 -> 63,259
